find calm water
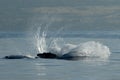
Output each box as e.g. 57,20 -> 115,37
0,31 -> 120,80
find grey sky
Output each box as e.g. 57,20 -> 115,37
0,0 -> 120,32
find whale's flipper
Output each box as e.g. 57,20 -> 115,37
3,55 -> 31,59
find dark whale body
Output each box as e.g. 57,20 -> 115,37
4,55 -> 31,59
37,52 -> 58,59
37,52 -> 87,60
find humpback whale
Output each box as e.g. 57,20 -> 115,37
36,52 -> 86,60
3,52 -> 86,60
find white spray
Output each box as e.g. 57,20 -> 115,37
34,25 -> 111,59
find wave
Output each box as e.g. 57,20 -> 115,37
48,31 -> 120,39
0,32 -> 26,38
0,31 -> 120,39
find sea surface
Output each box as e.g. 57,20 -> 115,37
0,0 -> 120,80
0,31 -> 120,80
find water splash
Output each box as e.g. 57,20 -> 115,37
80,41 -> 110,58
34,25 -> 63,54
34,26 -> 47,53
67,41 -> 111,59
34,25 -> 111,59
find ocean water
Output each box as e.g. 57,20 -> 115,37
0,0 -> 120,80
0,30 -> 120,80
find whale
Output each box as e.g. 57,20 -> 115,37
37,52 -> 58,59
36,52 -> 87,60
59,53 -> 86,60
3,52 -> 86,60
3,55 -> 32,59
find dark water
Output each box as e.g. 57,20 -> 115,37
0,0 -> 120,32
